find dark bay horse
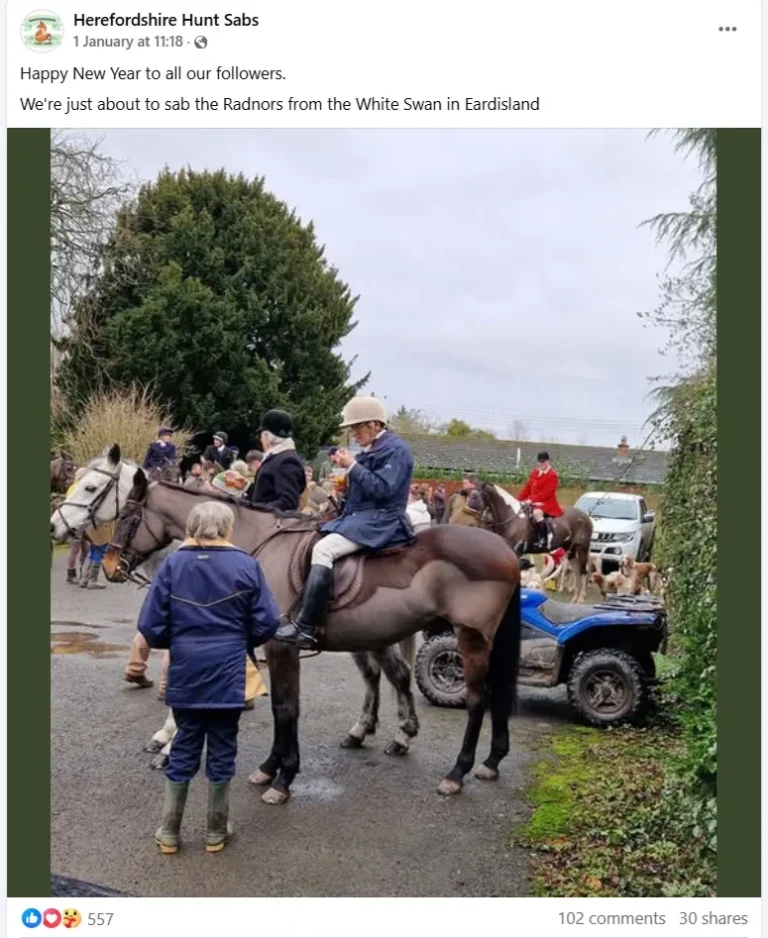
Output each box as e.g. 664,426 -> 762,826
146,462 -> 182,484
468,483 -> 593,603
50,453 -> 76,493
102,473 -> 522,802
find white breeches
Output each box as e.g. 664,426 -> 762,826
312,533 -> 362,569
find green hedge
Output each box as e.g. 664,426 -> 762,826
655,370 -> 717,844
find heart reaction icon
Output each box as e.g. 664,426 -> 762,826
43,910 -> 62,928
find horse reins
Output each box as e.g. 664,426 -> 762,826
107,497 -> 173,586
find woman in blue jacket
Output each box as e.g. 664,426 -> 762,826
275,396 -> 414,649
138,500 -> 281,854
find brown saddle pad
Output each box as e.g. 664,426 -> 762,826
288,533 -> 409,611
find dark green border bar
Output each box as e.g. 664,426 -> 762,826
717,129 -> 761,897
7,128 -> 51,896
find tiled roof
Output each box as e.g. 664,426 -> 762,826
401,435 -> 669,485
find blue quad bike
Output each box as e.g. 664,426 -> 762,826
415,590 -> 668,727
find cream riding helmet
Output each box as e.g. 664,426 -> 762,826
339,396 -> 388,428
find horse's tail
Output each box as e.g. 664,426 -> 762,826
398,635 -> 417,675
486,584 -> 522,716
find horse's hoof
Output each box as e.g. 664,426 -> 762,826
144,739 -> 164,754
150,754 -> 169,771
474,764 -> 499,781
262,787 -> 290,805
248,769 -> 274,786
340,734 -> 364,749
384,740 -> 408,757
437,778 -> 462,796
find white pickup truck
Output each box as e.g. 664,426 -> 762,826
574,491 -> 656,571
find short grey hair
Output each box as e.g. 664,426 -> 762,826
185,501 -> 235,541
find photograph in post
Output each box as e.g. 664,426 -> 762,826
48,127 -> 716,898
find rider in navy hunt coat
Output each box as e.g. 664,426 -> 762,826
138,500 -> 281,855
275,396 -> 415,650
248,409 -> 307,513
142,427 -> 178,472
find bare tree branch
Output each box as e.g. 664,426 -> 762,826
50,131 -> 136,353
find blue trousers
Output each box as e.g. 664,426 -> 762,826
89,543 -> 107,564
166,708 -> 242,784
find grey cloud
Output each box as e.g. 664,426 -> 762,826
89,128 -> 702,446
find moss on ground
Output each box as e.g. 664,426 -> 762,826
513,724 -> 715,897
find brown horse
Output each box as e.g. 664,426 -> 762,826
466,483 -> 593,603
146,462 -> 182,484
102,473 -> 522,801
50,453 -> 76,493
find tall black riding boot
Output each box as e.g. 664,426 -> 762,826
535,519 -> 550,551
274,565 -> 334,650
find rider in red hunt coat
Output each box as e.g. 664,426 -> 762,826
517,451 -> 563,550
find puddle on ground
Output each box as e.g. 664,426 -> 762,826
51,620 -> 107,629
288,777 -> 345,803
50,630 -> 128,658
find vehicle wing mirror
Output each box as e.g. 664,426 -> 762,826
643,511 -> 655,523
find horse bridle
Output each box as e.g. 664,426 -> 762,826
106,496 -> 172,586
107,489 -> 341,589
475,491 -> 530,532
53,464 -> 124,541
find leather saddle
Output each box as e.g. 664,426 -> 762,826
288,532 -> 408,610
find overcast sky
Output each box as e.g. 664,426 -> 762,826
90,129 -> 702,448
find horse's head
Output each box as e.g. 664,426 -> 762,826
147,462 -> 181,484
162,462 -> 182,484
49,444 -> 139,542
476,483 -> 526,536
478,483 -> 511,516
102,468 -> 173,583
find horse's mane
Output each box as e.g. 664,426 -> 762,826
156,481 -> 317,522
492,484 -> 521,512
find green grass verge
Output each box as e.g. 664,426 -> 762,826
512,724 -> 715,897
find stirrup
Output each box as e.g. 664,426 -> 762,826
274,620 -> 317,649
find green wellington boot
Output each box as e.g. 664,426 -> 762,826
205,781 -> 233,853
154,780 -> 189,854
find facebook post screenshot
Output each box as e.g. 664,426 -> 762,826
3,0 -> 762,933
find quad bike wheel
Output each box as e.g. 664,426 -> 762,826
415,634 -> 467,708
567,648 -> 646,727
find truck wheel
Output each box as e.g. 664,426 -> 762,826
567,648 -> 646,727
415,634 -> 466,708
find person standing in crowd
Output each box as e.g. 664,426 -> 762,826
202,432 -> 234,471
211,460 -> 251,499
432,484 -> 447,523
138,501 -> 281,854
407,484 -> 432,532
245,450 -> 263,476
299,463 -> 318,512
142,427 -> 178,473
80,513 -> 116,591
183,459 -> 211,492
64,468 -> 89,584
442,474 -> 478,523
243,450 -> 263,503
248,410 -> 306,513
